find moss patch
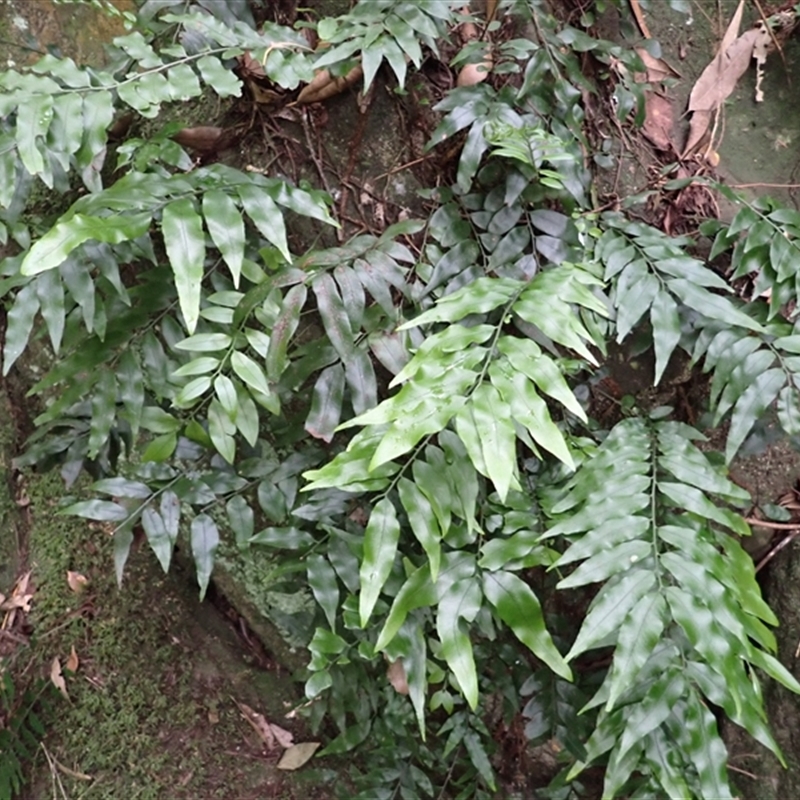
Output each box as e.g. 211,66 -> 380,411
10,470 -> 331,800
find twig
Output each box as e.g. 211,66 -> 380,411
373,154 -> 435,181
40,743 -> 70,800
730,182 -> 800,189
755,531 -> 800,573
629,0 -> 651,39
744,517 -> 800,530
727,764 -> 760,781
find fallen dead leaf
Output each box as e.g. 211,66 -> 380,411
295,65 -> 363,105
681,0 -> 785,156
171,126 -> 226,154
457,57 -> 493,87
458,6 -> 479,44
387,658 -> 410,695
0,592 -> 33,612
1,571 -> 34,626
270,723 -> 294,749
642,93 -> 675,151
238,50 -> 265,79
635,49 -> 680,82
50,657 -> 69,700
236,700 -> 275,749
632,48 -> 679,152
67,570 -> 89,595
234,699 -> 295,751
66,645 -> 79,674
276,742 -> 320,771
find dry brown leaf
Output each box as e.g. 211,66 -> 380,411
634,48 -> 679,82
235,700 -> 276,749
295,66 -> 363,105
682,0 -> 755,156
270,723 -> 294,749
458,6 -> 479,43
238,51 -> 265,79
642,93 -> 675,151
171,126 -> 225,154
234,699 -> 294,750
387,658 -> 410,695
66,570 -> 89,595
0,592 -> 32,612
276,742 -> 320,771
0,571 -> 34,621
66,645 -> 79,674
50,657 -> 69,700
457,58 -> 493,87
631,48 -> 679,151
683,28 -> 761,155
246,81 -> 283,105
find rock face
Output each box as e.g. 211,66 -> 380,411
759,544 -> 800,798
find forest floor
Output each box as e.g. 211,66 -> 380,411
3,0 -> 800,798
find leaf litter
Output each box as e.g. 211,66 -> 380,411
234,697 -> 321,770
683,1 -> 798,157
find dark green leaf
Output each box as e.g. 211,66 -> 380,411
566,569 -> 656,659
605,592 -> 668,711
376,566 -> 437,651
436,577 -> 482,709
162,198 -> 206,334
359,497 -> 401,626
467,384 -> 517,502
35,269 -> 65,352
142,507 -> 174,573
227,495 -> 254,548
614,261 -> 659,341
88,371 -> 117,458
22,213 -> 152,276
63,499 -> 129,521
313,272 -> 355,362
266,284 -> 306,380
305,363 -> 345,443
307,554 -> 340,632
726,368 -> 786,462
658,481 -> 749,535
238,184 -> 290,261
557,540 -> 652,589
333,265 -> 365,331
777,384 -> 800,437
667,278 -> 762,332
483,570 -> 571,680
3,282 -> 40,374
93,477 -> 151,499
249,526 -> 314,549
683,689 -> 734,800
650,290 -> 681,385
208,397 -> 235,463
203,189 -> 244,287
398,477 -> 442,581
191,513 -> 219,600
